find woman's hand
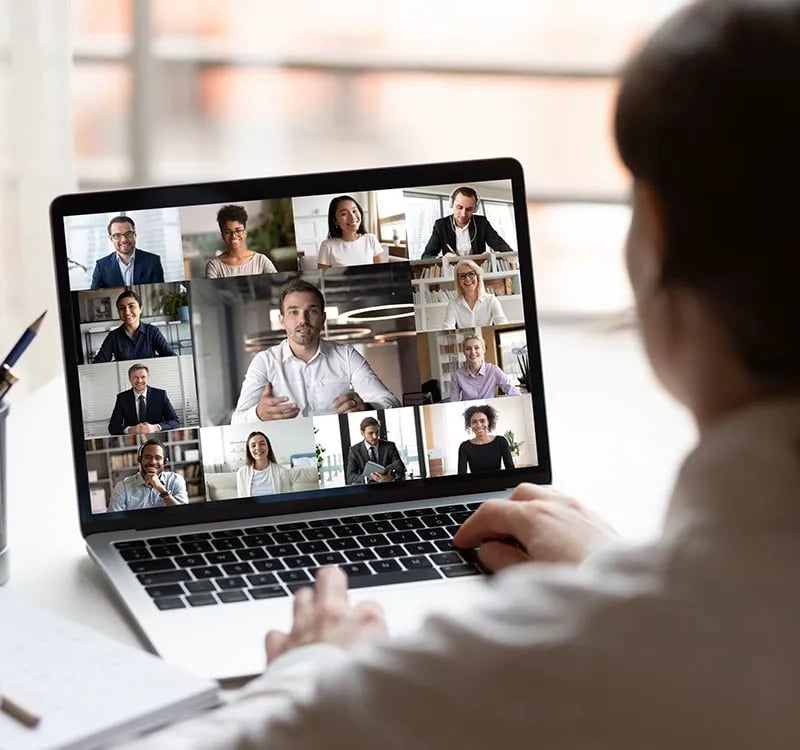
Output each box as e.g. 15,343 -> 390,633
265,567 -> 387,662
453,484 -> 619,571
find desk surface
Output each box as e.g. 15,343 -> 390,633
3,323 -> 696,651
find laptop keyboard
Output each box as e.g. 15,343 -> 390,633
114,502 -> 484,610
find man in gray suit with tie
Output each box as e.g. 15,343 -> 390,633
345,416 -> 406,485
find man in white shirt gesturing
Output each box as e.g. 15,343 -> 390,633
231,279 -> 400,422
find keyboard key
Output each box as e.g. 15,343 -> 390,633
343,514 -> 373,524
243,534 -> 273,548
445,525 -> 461,537
180,540 -> 213,554
372,511 -> 404,520
177,532 -> 212,542
302,527 -> 336,541
187,593 -> 217,607
362,521 -> 394,534
313,551 -> 346,566
127,559 -> 175,574
191,565 -> 223,579
114,539 -> 147,549
271,530 -> 304,544
334,524 -> 365,538
212,538 -> 244,551
185,580 -> 216,594
250,585 -> 288,599
308,517 -> 341,527
283,555 -> 314,569
287,581 -> 315,594
435,504 -> 467,514
119,547 -> 152,562
297,540 -> 329,554
278,569 -> 312,584
391,518 -> 425,531
422,514 -> 452,527
357,534 -> 389,548
206,551 -> 237,564
404,541 -> 435,556
243,525 -> 275,535
418,528 -> 448,541
340,563 -> 371,578
328,537 -> 360,551
174,554 -> 206,568
430,552 -> 463,566
434,539 -> 456,552
145,584 -> 184,599
237,548 -> 269,561
346,567 -> 442,589
450,511 -> 472,524
404,507 -> 436,517
247,573 -> 278,587
151,544 -> 182,558
369,559 -> 402,574
217,576 -> 247,590
222,561 -> 254,576
345,548 -> 376,562
400,556 -> 433,570
466,501 -> 483,510
373,545 -> 405,559
155,597 -> 185,610
147,535 -> 179,546
253,559 -> 286,572
212,529 -> 244,538
219,590 -> 249,603
275,521 -> 309,531
387,530 -> 420,544
137,570 -> 191,586
265,543 -> 298,558
441,564 -> 480,578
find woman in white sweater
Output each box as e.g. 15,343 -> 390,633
235,431 -> 292,498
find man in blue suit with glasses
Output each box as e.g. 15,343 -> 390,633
91,215 -> 165,289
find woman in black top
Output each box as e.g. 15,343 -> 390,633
457,404 -> 514,474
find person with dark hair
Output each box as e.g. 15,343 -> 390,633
107,439 -> 187,512
317,195 -> 385,269
120,3 -> 800,747
236,431 -> 292,497
205,204 -> 277,278
91,215 -> 165,289
421,186 -> 513,259
231,279 -> 400,422
345,416 -> 406,484
457,404 -> 514,473
92,289 -> 176,363
107,363 -> 180,435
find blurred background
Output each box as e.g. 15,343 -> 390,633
0,0 -> 691,397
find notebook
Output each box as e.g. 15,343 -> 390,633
49,158 -> 552,680
0,589 -> 219,750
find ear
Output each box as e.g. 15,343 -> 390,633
627,180 -> 667,296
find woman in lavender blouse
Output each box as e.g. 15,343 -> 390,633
448,334 -> 520,402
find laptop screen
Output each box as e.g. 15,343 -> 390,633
51,158 -> 551,535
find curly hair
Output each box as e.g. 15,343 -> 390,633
216,204 -> 248,231
463,404 -> 497,432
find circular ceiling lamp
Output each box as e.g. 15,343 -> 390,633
243,325 -> 373,352
338,303 -> 415,322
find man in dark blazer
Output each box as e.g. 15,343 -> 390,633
421,186 -> 513,259
108,363 -> 180,435
345,416 -> 406,485
91,215 -> 165,289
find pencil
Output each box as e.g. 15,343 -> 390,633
0,693 -> 41,728
2,311 -> 47,369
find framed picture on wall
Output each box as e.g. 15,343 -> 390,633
92,296 -> 112,321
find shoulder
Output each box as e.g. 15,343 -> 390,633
97,252 -> 113,266
149,386 -> 167,398
137,248 -> 161,261
434,217 -> 449,228
236,465 -> 249,477
473,215 -> 490,227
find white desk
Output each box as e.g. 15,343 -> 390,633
3,323 -> 696,651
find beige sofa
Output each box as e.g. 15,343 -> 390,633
204,467 -> 319,501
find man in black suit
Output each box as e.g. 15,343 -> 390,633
345,416 -> 406,485
108,363 -> 180,435
91,216 -> 165,289
421,186 -> 513,259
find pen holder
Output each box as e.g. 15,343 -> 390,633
0,398 -> 8,585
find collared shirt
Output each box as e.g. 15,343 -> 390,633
117,250 -> 135,287
92,322 -> 176,363
118,397 -> 800,750
454,222 -> 473,255
231,339 -> 400,422
442,294 -> 508,329
448,362 -> 521,401
108,470 -> 188,512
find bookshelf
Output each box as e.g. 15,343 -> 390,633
411,252 -> 523,331
85,428 -> 205,512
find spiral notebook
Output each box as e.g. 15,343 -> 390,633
0,590 -> 219,750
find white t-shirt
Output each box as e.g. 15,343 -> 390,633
317,234 -> 383,267
250,467 -> 275,496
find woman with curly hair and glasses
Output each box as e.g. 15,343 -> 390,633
457,403 -> 514,474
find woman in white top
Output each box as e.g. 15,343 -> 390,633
317,195 -> 386,269
236,431 -> 292,498
442,258 -> 508,329
205,204 -> 277,279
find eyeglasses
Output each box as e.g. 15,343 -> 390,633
110,231 -> 136,241
457,271 -> 477,280
221,228 -> 246,238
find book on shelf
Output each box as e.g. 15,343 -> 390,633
484,277 -> 514,296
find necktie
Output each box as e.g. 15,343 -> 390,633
137,395 -> 146,422
369,446 -> 377,463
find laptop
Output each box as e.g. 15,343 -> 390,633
50,157 -> 551,681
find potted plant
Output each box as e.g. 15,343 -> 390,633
160,285 -> 189,322
246,198 -> 297,271
512,345 -> 530,391
503,429 -> 525,458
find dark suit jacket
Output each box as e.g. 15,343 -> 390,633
421,214 -> 513,258
91,248 -> 165,289
107,386 -> 180,435
345,440 -> 406,485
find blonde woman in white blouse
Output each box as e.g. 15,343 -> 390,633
235,431 -> 292,498
317,195 -> 386,269
441,259 -> 508,329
